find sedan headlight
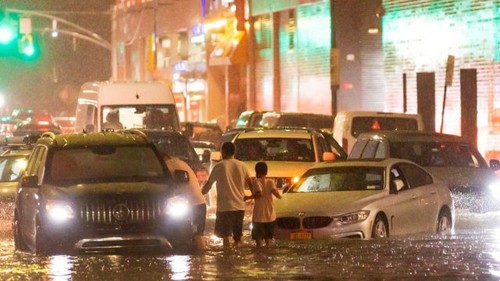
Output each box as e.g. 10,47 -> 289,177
45,200 -> 74,223
165,196 -> 190,219
332,210 -> 370,225
489,181 -> 500,199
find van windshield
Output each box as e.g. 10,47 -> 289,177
351,117 -> 418,137
102,105 -> 180,131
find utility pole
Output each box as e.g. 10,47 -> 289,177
330,0 -> 340,117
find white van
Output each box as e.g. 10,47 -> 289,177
75,81 -> 180,133
333,111 -> 424,154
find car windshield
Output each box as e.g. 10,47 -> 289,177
49,146 -> 166,182
0,155 -> 28,182
101,105 -> 179,131
389,142 -> 488,168
234,138 -> 315,162
289,166 -> 384,192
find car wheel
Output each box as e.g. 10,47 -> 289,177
437,209 -> 452,234
371,214 -> 388,238
13,215 -> 29,252
34,223 -> 54,255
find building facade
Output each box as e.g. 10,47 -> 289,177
111,0 -> 207,122
110,0 -> 500,160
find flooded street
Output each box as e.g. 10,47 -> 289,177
0,210 -> 499,280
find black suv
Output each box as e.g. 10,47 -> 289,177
13,130 -> 194,254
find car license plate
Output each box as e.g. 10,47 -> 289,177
290,230 -> 312,240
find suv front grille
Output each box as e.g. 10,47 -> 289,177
79,198 -> 163,224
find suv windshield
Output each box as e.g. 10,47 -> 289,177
234,138 -> 315,162
49,146 -> 165,182
290,166 -> 384,192
390,142 -> 487,168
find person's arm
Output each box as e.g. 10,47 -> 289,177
201,179 -> 214,195
243,177 -> 262,200
269,180 -> 282,199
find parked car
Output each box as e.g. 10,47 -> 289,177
7,120 -> 62,145
0,146 -> 31,219
139,129 -> 208,185
274,158 -> 454,240
228,128 -> 340,190
333,111 -> 425,154
13,130 -> 194,254
181,121 -> 223,149
234,110 -> 268,128
191,140 -> 217,165
261,112 -> 335,132
348,130 -> 500,212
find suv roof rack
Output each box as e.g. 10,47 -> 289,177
123,128 -> 148,139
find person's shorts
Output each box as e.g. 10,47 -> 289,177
192,203 -> 207,236
214,210 -> 245,242
251,221 -> 275,240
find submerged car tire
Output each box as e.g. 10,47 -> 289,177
34,223 -> 55,255
13,216 -> 29,252
436,209 -> 452,234
371,214 -> 388,238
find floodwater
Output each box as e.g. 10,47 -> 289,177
0,210 -> 499,280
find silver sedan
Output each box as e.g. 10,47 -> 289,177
274,158 -> 454,240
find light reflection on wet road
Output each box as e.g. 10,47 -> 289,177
0,210 -> 499,280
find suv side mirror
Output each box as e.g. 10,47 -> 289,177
490,159 -> 500,171
174,169 -> 189,183
21,175 -> 39,188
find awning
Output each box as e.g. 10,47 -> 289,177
209,31 -> 247,66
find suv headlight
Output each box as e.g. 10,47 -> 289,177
45,200 -> 74,223
332,210 -> 370,225
489,181 -> 500,199
165,196 -> 190,219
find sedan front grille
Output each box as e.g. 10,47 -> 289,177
276,216 -> 333,230
276,217 -> 300,230
303,216 -> 333,229
79,198 -> 163,224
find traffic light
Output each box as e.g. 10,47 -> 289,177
18,33 -> 39,59
0,12 -> 20,56
0,12 -> 39,59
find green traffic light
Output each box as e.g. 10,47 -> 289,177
18,34 -> 37,58
0,25 -> 16,45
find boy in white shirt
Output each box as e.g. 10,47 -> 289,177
244,161 -> 282,248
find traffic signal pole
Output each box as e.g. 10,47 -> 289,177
1,8 -> 111,55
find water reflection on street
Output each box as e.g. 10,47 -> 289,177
0,210 -> 499,280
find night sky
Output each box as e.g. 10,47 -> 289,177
0,1 -> 113,116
